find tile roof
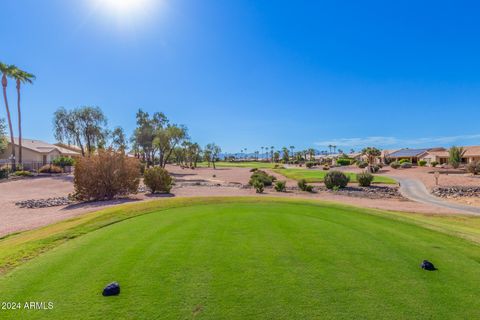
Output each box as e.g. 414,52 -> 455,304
11,138 -> 80,156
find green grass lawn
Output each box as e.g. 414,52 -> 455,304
198,161 -> 277,169
1,198 -> 480,319
274,168 -> 397,184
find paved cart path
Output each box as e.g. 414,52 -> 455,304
395,177 -> 480,215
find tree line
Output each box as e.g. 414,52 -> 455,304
54,107 -> 221,168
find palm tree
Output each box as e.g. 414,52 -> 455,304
270,146 -> 274,162
333,145 -> 337,154
289,145 -> 295,160
261,146 -> 264,160
328,144 -> 332,154
11,67 -> 35,166
0,63 -> 17,171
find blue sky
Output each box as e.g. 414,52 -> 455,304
2,0 -> 480,153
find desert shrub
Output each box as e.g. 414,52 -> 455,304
0,168 -> 8,179
390,161 -> 400,169
449,146 -> 466,169
306,162 -> 315,169
336,158 -> 351,166
250,168 -> 258,172
298,179 -> 314,192
418,160 -> 427,167
430,161 -> 438,167
39,164 -> 63,174
400,162 -> 412,168
466,161 -> 480,175
143,167 -> 173,193
399,159 -> 410,164
357,161 -> 368,169
52,156 -> 75,168
357,172 -> 374,187
274,180 -> 287,192
370,165 -> 380,173
323,166 -> 329,171
249,170 -> 276,186
377,163 -> 384,168
74,149 -> 141,201
253,180 -> 264,193
324,171 -> 349,189
273,164 -> 285,169
13,170 -> 32,177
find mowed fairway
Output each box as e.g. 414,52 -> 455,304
198,161 -> 276,169
274,168 -> 397,184
1,199 -> 480,319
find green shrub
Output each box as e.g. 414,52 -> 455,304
306,162 -> 315,169
298,179 -> 313,192
13,170 -> 32,177
324,171 -> 349,189
250,168 -> 258,172
253,180 -> 264,193
400,162 -> 412,168
39,164 -> 63,174
466,161 -> 480,175
390,161 -> 400,169
357,172 -> 374,187
52,156 -> 75,168
418,160 -> 427,167
274,180 -> 286,192
399,159 -> 410,164
273,164 -> 285,169
357,161 -> 368,169
323,166 -> 329,171
249,170 -> 276,186
336,158 -> 351,166
143,167 -> 173,193
74,149 -> 141,201
371,165 -> 380,173
0,168 -> 9,179
430,161 -> 438,167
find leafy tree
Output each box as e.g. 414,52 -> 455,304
153,124 -> 188,167
449,146 -> 466,169
282,147 -> 289,163
53,106 -> 108,156
361,147 -> 382,172
111,126 -> 127,151
205,143 -> 222,169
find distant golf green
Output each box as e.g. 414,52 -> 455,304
198,161 -> 277,169
274,168 -> 397,184
1,198 -> 479,319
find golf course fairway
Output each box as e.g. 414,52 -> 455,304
1,198 -> 479,319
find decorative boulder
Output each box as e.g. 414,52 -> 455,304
102,282 -> 120,296
420,260 -> 437,271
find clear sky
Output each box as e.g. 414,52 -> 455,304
2,0 -> 480,153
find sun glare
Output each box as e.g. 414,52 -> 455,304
88,0 -> 161,30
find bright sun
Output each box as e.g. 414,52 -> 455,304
97,0 -> 152,15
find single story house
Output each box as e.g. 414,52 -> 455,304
463,146 -> 480,163
387,148 -> 446,164
418,150 -> 449,165
0,138 -> 80,169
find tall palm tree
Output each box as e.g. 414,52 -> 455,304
289,145 -> 295,160
260,146 -> 264,160
328,144 -> 332,154
0,63 -> 17,171
11,67 -> 35,166
270,146 -> 274,162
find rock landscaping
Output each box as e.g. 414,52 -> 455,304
432,186 -> 480,198
15,196 -> 74,209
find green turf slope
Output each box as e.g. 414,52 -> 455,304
0,200 -> 479,319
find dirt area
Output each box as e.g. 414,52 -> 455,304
0,165 -> 472,238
